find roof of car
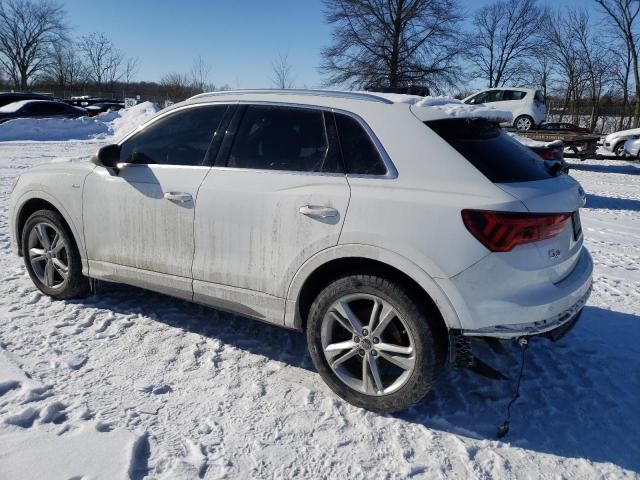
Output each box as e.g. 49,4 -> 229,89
0,99 -> 69,113
147,89 -> 513,125
476,87 -> 538,92
188,89 -> 395,104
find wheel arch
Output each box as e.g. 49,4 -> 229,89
14,192 -> 86,270
285,245 -> 462,336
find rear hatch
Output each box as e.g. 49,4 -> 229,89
426,118 -> 584,282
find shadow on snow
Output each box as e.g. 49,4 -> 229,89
71,284 -> 640,474
585,193 -> 640,212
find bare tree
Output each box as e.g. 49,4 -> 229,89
573,9 -> 611,130
530,45 -> 552,99
271,50 -> 295,88
467,0 -> 545,88
43,39 -> 85,94
161,71 -> 196,102
79,32 -> 123,86
123,57 -> 139,85
594,0 -> 640,127
190,55 -> 211,93
546,9 -> 585,122
320,0 -> 464,92
0,0 -> 68,90
610,43 -> 633,129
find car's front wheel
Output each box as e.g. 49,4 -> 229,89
306,274 -> 445,412
514,115 -> 535,130
614,142 -> 626,158
21,209 -> 89,300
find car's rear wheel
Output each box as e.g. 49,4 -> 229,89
514,115 -> 534,130
21,210 -> 89,300
614,142 -> 626,158
306,274 -> 444,412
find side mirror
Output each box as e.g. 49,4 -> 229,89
92,144 -> 121,174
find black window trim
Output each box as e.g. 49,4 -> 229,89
212,101 -> 397,178
116,100 -> 398,177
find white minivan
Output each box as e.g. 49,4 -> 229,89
9,90 -> 591,412
464,88 -> 547,130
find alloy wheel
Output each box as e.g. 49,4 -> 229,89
27,222 -> 69,289
516,117 -> 532,130
320,293 -> 416,396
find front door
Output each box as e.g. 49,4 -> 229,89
83,104 -> 229,299
192,105 -> 351,322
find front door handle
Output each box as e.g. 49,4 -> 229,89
164,192 -> 193,203
299,205 -> 338,219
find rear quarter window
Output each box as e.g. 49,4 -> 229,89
425,119 -> 553,183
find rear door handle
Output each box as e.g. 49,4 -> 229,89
299,205 -> 338,219
164,192 -> 193,203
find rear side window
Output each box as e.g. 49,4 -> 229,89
426,119 -> 553,183
24,103 -> 65,115
227,105 -> 340,173
502,90 -> 526,101
334,113 -> 387,175
120,105 -> 227,166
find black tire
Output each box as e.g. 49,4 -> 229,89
514,115 -> 535,131
614,142 -> 626,158
306,274 -> 445,412
21,209 -> 89,300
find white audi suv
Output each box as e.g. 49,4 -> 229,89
9,90 -> 592,412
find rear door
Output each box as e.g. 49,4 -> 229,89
191,104 -> 350,322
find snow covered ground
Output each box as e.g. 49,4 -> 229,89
0,110 -> 639,478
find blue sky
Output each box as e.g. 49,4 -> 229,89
60,0 -> 601,88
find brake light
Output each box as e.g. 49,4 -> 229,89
462,210 -> 571,252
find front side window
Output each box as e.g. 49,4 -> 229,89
120,105 -> 227,166
467,92 -> 487,104
227,105 -> 340,173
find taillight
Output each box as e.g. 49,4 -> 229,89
462,210 -> 572,252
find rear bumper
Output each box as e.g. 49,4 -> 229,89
438,247 -> 593,340
462,284 -> 590,339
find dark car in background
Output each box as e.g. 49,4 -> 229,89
85,102 -> 125,116
0,92 -> 61,108
68,96 -> 116,108
0,100 -> 88,124
539,122 -> 591,134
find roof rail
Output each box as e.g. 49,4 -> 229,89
187,89 -> 394,104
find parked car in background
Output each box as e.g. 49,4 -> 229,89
0,92 -> 61,108
0,100 -> 88,124
68,97 -> 114,108
602,127 -> 640,157
623,137 -> 640,158
85,102 -> 125,116
463,88 -> 546,130
9,90 -> 592,413
539,122 -> 591,134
